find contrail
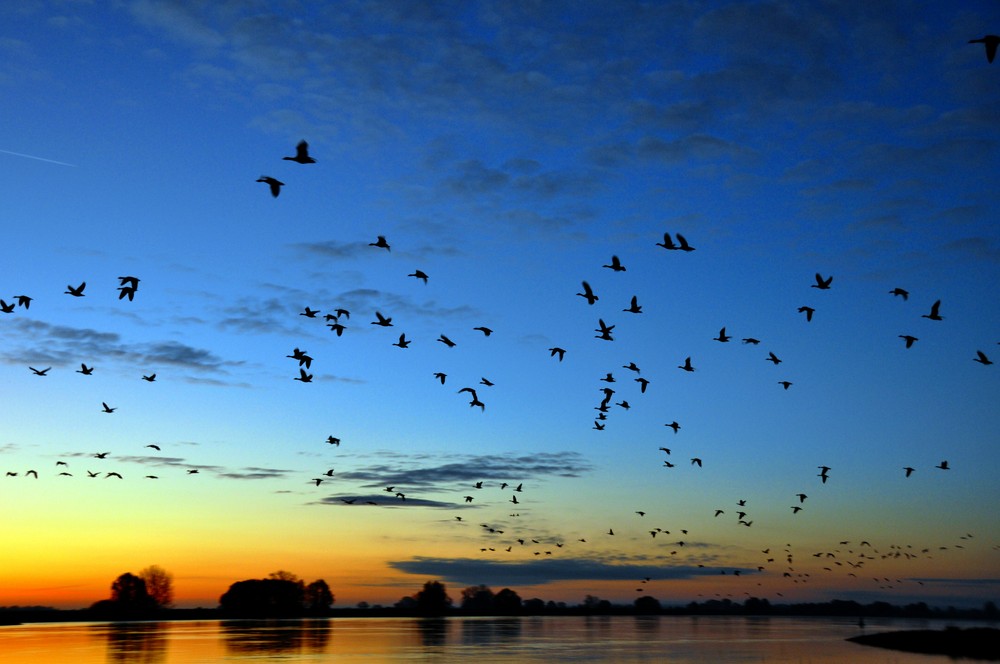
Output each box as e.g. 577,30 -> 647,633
0,149 -> 77,167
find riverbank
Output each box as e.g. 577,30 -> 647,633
848,627 -> 1000,661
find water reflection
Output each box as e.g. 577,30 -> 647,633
220,618 -> 331,655
96,621 -> 167,664
460,617 -> 522,647
415,617 -> 449,648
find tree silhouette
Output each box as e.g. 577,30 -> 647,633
90,572 -> 157,617
493,588 -> 522,615
139,565 -> 174,609
304,579 -> 334,614
634,595 -> 662,614
460,584 -> 494,613
414,580 -> 451,615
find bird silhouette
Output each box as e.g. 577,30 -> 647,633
13,295 -> 32,308
603,255 -> 626,272
691,457 -> 702,467
778,381 -> 793,390
812,273 -> 833,289
623,296 -> 642,313
283,140 -> 316,164
577,281 -> 598,305
118,276 -> 140,290
327,436 -> 341,446
921,300 -> 943,321
146,444 -> 161,451
301,307 -> 319,318
742,337 -> 761,345
974,350 -> 992,365
548,347 -> 566,361
117,286 -> 136,301
473,326 -> 493,336
65,282 -> 86,297
77,363 -> 94,375
903,466 -> 915,478
433,372 -> 447,384
714,327 -> 731,342
369,235 -> 390,251
798,306 -> 815,322
393,333 -> 411,348
969,35 -> 1000,63
936,460 -> 950,470
295,368 -> 313,382
0,299 -> 14,313
437,334 -> 456,347
678,357 -> 694,372
256,176 -> 283,197
665,421 -> 680,433
899,335 -> 918,348
766,352 -> 781,365
595,319 -> 615,341
656,233 -> 677,250
675,233 -> 695,251
635,377 -> 650,393
372,311 -> 393,326
889,288 -> 909,300
408,269 -> 429,284
142,373 -> 156,382
101,402 -> 116,413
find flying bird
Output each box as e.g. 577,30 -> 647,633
921,300 -> 943,321
678,357 -> 694,372
798,306 -> 815,322
548,347 -> 566,361
778,381 -> 793,390
65,281 -> 86,297
393,333 -> 411,349
369,235 -> 390,251
283,140 -> 316,164
13,295 -> 32,308
974,350 -> 992,365
714,327 -> 731,342
899,335 -> 918,349
142,373 -> 156,382
675,233 -> 695,251
326,436 -> 341,446
594,319 -> 615,341
408,269 -> 429,284
969,35 -> 1000,63
30,366 -> 51,376
300,307 -> 320,318
889,287 -> 909,300
77,363 -> 94,375
117,286 -> 136,301
656,233 -> 677,250
766,352 -> 781,365
473,326 -> 493,336
437,334 -> 456,347
256,176 -> 283,197
118,276 -> 140,290
372,311 -> 393,327
903,466 -> 915,478
623,296 -> 642,313
665,421 -> 680,433
577,281 -> 598,305
935,460 -> 950,470
433,372 -> 447,384
812,273 -> 833,290
603,255 -> 626,272
146,444 -> 161,451
635,377 -> 650,393
0,299 -> 14,313
294,368 -> 313,383
742,337 -> 761,345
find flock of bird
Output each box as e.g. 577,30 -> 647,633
3,33 -> 996,602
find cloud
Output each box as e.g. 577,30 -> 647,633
388,556 -> 750,587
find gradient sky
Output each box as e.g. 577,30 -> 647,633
1,1 -> 998,610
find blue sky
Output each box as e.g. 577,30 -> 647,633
0,1 -> 997,609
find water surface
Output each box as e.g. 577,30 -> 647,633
0,615 -> 987,662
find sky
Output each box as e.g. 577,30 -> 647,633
1,0 -> 998,611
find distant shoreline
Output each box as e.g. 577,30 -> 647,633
848,627 -> 1000,661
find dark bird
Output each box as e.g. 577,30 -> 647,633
798,306 -> 815,322
473,326 -> 493,336
714,510 -> 725,517
256,176 -> 283,197
118,276 -> 140,290
595,319 -> 615,341
714,327 -> 731,342
408,269 -> 429,284
675,233 -> 695,252
678,356 -> 694,372
778,381 -> 793,390
899,335 -> 918,348
437,334 -> 456,348
117,286 -> 136,301
623,296 -> 642,313
796,493 -> 807,503
333,308 -> 350,319
187,469 -> 199,475
974,350 -> 993,365
106,472 -> 123,479
146,444 -> 161,451
969,35 -> 1000,63
372,311 -> 393,327
903,466 -> 915,478
433,372 -> 447,384
603,255 -> 626,272
623,362 -> 640,374
480,377 -> 494,387
742,337 -> 761,345
287,348 -> 313,369
766,352 -> 782,365
812,273 -> 833,290
464,496 -> 474,503
294,368 -> 313,382
283,140 -> 316,164
26,470 -> 37,478
30,366 -> 51,376
101,402 -> 116,413
93,452 -> 109,459
791,505 -> 803,513
935,460 -> 950,470
65,281 -> 86,297
889,287 -> 909,300
921,300 -> 943,321
601,373 -> 615,383
300,307 -> 320,318
691,457 -> 702,467
548,347 -> 566,361
659,447 -> 671,454
142,373 -> 156,382
577,281 -> 598,305
393,333 -> 411,348
77,363 -> 94,375
326,436 -> 341,446
13,295 -> 32,308
656,232 -> 677,250
635,377 -> 650,393
0,299 -> 14,313
369,235 -> 390,251
665,421 -> 680,433
593,421 -> 605,430
327,321 -> 346,336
